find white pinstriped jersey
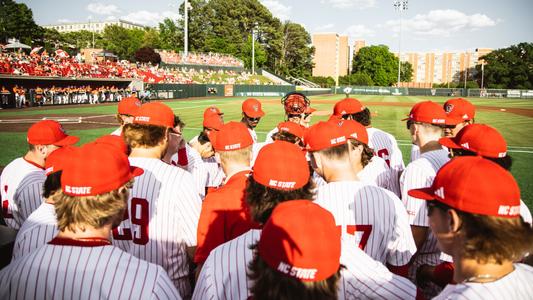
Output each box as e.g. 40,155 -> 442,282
367,127 -> 404,197
410,144 -> 420,162
358,156 -> 392,192
203,157 -> 225,188
312,171 -> 327,187
264,127 -> 278,143
248,128 -> 258,143
400,148 -> 449,296
315,181 -> 416,266
14,202 -> 133,260
124,157 -> 202,298
193,229 -> 417,300
12,170 -> 45,226
111,127 -> 122,136
0,243 -> 182,300
251,142 -> 268,167
434,264 -> 533,300
170,143 -> 209,198
1,158 -> 45,230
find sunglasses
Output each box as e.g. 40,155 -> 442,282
288,114 -> 302,119
246,116 -> 261,122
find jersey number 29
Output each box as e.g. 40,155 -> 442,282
113,197 -> 149,245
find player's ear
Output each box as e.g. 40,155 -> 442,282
448,209 -> 462,234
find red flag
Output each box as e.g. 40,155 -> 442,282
55,49 -> 69,58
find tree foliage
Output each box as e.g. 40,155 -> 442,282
339,73 -> 374,86
0,0 -> 42,44
135,47 -> 161,65
400,61 -> 413,83
278,21 -> 314,77
352,45 -> 401,86
474,43 -> 533,89
101,25 -> 144,61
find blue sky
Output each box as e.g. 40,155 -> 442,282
18,0 -> 533,52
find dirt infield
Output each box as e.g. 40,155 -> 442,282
1,100 -> 532,132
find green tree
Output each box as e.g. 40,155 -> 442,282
159,18 -> 182,51
142,28 -> 161,49
339,73 -> 374,86
135,47 -> 161,65
61,30 -> 101,49
474,43 -> 533,89
352,45 -> 400,86
241,35 -> 266,70
307,76 -> 335,88
400,61 -> 413,82
277,21 -> 314,77
0,0 -> 43,44
100,25 -> 144,61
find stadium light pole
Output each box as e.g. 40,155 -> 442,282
393,0 -> 408,87
184,0 -> 189,58
464,51 -> 468,91
252,27 -> 255,75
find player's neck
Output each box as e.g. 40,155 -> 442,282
454,257 -> 514,283
129,147 -> 164,159
56,223 -> 112,241
221,163 -> 250,183
418,139 -> 442,154
24,151 -> 45,168
323,162 -> 358,182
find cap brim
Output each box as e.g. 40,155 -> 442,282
54,135 -> 80,146
305,107 -> 317,114
245,110 -> 265,118
401,117 -> 411,121
445,116 -> 463,125
407,187 -> 436,201
130,166 -> 144,178
438,137 -> 461,149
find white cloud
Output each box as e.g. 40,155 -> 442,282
320,0 -> 376,9
122,10 -> 181,27
315,23 -> 335,31
261,0 -> 292,21
86,3 -> 121,16
106,15 -> 117,21
57,19 -> 72,24
385,9 -> 498,37
344,24 -> 375,38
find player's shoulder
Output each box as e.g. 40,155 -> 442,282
1,157 -> 27,176
210,229 -> 260,257
18,203 -> 56,231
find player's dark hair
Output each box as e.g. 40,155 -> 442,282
344,107 -> 371,126
430,201 -> 533,264
174,115 -> 185,128
246,176 -> 315,224
123,123 -> 168,148
317,143 -> 350,160
43,171 -> 62,198
452,149 -> 513,171
28,144 -> 36,151
248,243 -> 341,300
198,130 -> 211,145
272,131 -> 301,146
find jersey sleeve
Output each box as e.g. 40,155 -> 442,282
192,255 -> 217,300
13,172 -> 45,227
174,172 -> 202,248
339,244 -> 417,300
152,268 -> 183,300
194,194 -> 225,264
386,193 -> 417,266
400,163 -> 433,227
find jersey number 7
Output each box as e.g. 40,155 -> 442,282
344,225 -> 372,250
113,197 -> 149,245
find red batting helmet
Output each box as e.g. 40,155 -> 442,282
281,92 -> 310,114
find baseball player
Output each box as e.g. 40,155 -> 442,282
240,98 -> 265,143
0,120 -> 78,230
11,146 -> 76,260
251,121 -> 306,166
305,121 -> 416,277
264,92 -> 314,142
408,156 -> 533,299
410,97 -> 474,162
193,141 -> 417,300
195,122 -> 260,270
332,97 -> 404,196
0,143 -> 182,300
122,102 -> 202,298
400,100 -> 453,297
111,96 -> 142,136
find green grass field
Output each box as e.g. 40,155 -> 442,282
1,94 -> 532,210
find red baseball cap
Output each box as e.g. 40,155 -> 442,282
203,106 -> 224,119
203,114 -> 224,130
304,121 -> 347,152
408,156 -> 520,218
253,141 -> 310,190
439,124 -> 507,158
258,200 -> 341,282
277,121 -> 305,139
402,101 -> 450,125
444,98 -> 475,122
242,98 -> 265,118
337,119 -> 369,145
45,146 -> 77,176
94,135 -> 129,155
333,98 -> 365,116
210,121 -> 253,151
61,143 -> 143,197
118,97 -> 142,116
304,106 -> 316,114
27,120 -> 79,146
133,102 -> 174,127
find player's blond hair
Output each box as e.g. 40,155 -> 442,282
54,181 -> 131,232
123,123 -> 169,148
317,141 -> 374,167
217,145 -> 252,165
248,244 -> 341,300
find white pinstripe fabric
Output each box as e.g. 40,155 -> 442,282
193,229 -> 417,300
127,157 -> 202,298
367,127 -> 404,197
434,264 -> 533,300
12,170 -> 45,227
358,156 -> 392,192
1,158 -> 45,230
202,157 -> 225,188
316,181 -> 416,266
170,143 -> 209,199
264,127 -> 278,143
0,244 -> 182,300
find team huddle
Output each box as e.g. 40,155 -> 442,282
0,92 -> 532,299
